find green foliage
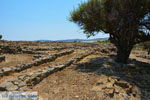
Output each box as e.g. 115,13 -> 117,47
97,40 -> 110,44
70,0 -> 106,37
70,0 -> 150,42
70,0 -> 150,63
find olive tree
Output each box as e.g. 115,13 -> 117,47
70,0 -> 150,63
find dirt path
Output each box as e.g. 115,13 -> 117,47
30,54 -> 104,100
31,66 -> 101,100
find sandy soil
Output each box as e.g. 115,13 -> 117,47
0,54 -> 33,68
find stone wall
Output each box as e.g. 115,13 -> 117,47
0,51 -> 93,91
0,50 -> 74,77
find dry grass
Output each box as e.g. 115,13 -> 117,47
0,54 -> 33,68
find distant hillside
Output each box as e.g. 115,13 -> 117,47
37,38 -> 108,42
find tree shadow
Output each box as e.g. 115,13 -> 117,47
74,55 -> 150,100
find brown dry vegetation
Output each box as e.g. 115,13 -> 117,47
0,54 -> 33,68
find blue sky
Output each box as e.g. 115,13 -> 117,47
0,0 -> 109,41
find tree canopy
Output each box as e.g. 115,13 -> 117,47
70,0 -> 150,63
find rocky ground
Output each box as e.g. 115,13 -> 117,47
0,41 -> 149,100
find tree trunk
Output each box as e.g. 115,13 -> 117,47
115,44 -> 133,64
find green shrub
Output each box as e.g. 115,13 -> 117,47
97,40 -> 110,44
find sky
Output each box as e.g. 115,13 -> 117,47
0,0 -> 109,41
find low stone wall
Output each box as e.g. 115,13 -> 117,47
31,47 -> 66,51
0,51 -> 93,91
33,54 -> 46,60
0,45 -> 50,55
0,50 -> 74,77
21,49 -> 40,54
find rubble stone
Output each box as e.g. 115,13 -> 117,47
0,50 -> 93,91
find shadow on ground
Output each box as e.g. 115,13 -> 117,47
74,55 -> 150,100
